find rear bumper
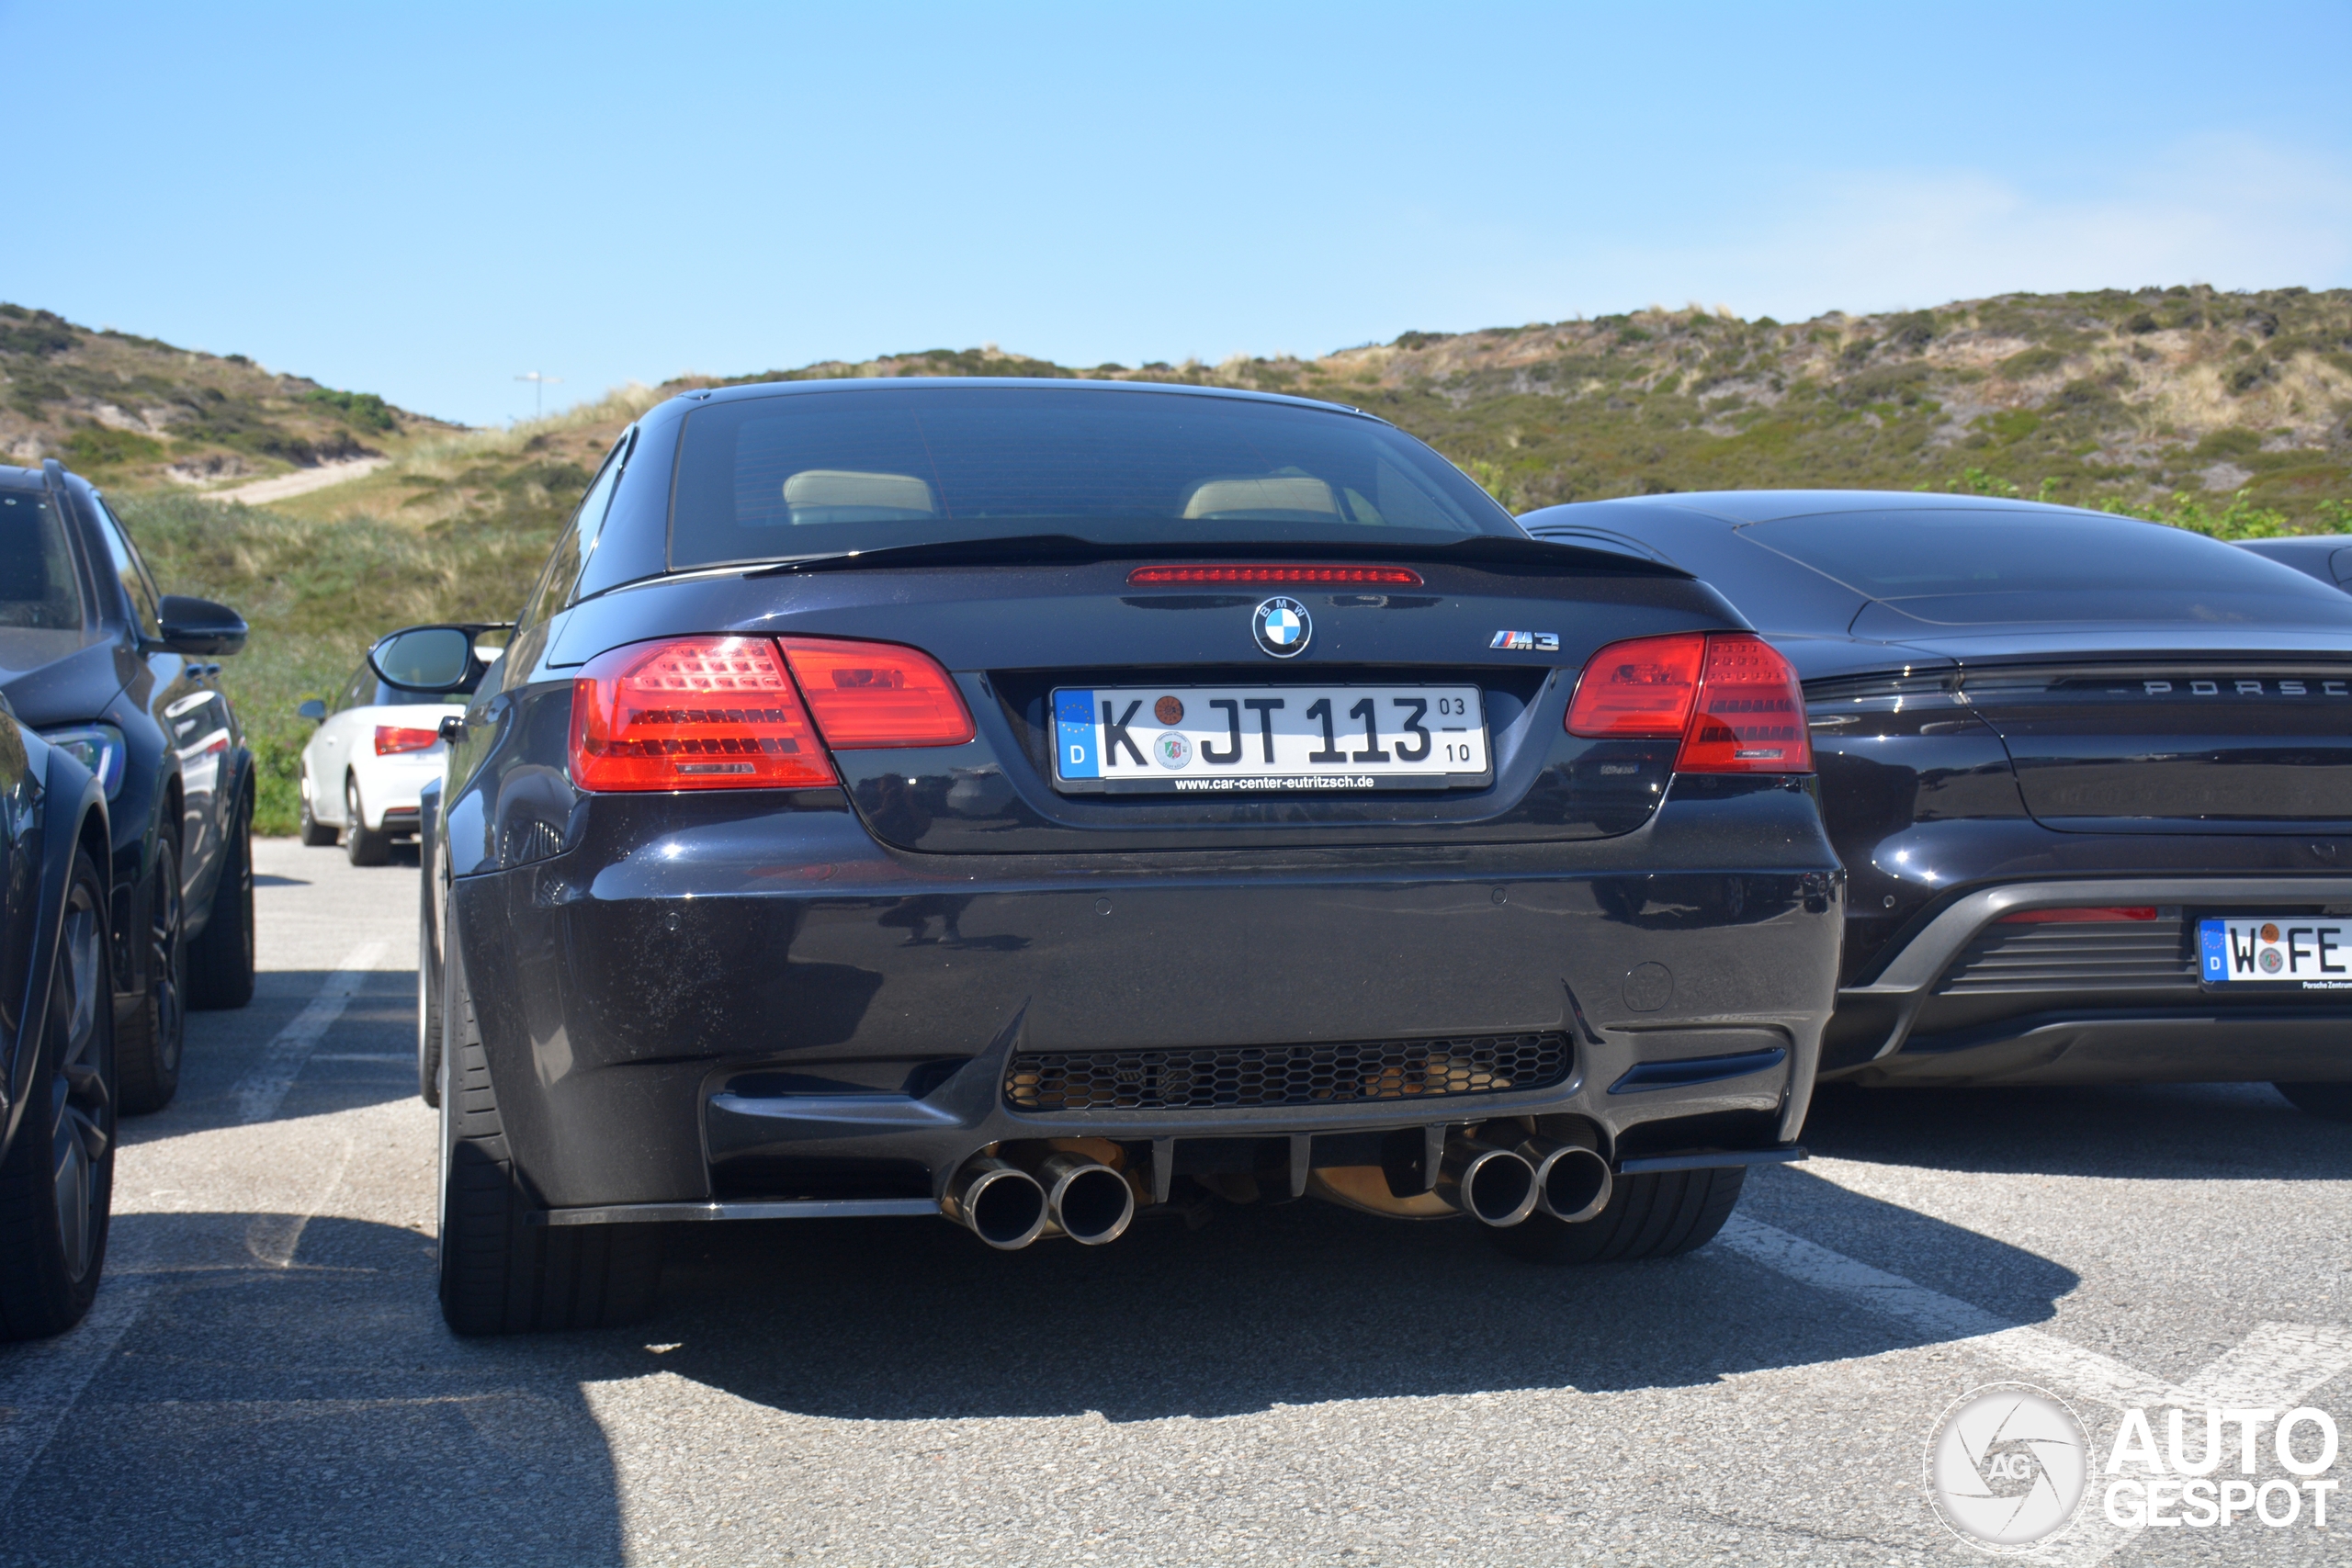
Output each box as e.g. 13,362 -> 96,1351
449,778 -> 1843,1211
354,751 -> 445,831
1822,874 -> 2352,1085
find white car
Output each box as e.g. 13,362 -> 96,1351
297,625 -> 503,864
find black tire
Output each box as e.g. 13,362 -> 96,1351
0,851 -> 116,1340
417,864 -> 442,1108
2274,1081 -> 2352,1121
114,836 -> 186,1115
1484,1166 -> 1747,1265
297,771 -> 337,847
187,784 -> 255,1010
436,939 -> 660,1334
344,774 -> 391,866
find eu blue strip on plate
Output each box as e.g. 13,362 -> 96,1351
2199,919 -> 2229,982
1055,689 -> 1099,779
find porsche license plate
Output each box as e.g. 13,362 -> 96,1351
2199,917 -> 2352,990
1052,684 -> 1489,794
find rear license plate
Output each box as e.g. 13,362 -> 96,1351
2199,917 -> 2352,990
1052,684 -> 1489,795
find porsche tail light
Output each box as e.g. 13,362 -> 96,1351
374,725 -> 439,756
571,637 -> 834,791
1566,631 -> 1810,773
1125,564 -> 1424,586
779,637 -> 975,749
1998,906 -> 2158,924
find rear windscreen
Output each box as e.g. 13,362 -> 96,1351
668,386 -> 1516,570
1745,508 -> 2315,599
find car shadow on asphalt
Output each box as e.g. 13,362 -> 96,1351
2,1213 -> 628,1567
640,1165 -> 2078,1423
1802,1078 -> 2352,1181
111,969 -> 425,1147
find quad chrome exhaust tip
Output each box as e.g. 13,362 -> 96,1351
1519,1134 -> 1612,1224
1436,1136 -> 1539,1228
1032,1153 -> 1136,1247
942,1156 -> 1049,1250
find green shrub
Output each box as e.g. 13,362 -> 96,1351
62,425 -> 165,470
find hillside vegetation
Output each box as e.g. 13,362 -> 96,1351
0,303 -> 454,487
10,286 -> 2349,832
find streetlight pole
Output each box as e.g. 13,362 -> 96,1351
514,372 -> 563,422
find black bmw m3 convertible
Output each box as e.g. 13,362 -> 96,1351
1523,491 -> 2352,1116
415,381 -> 1843,1332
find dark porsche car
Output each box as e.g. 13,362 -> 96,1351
1523,491 -> 2352,1118
2238,534 -> 2352,592
416,380 -> 1845,1334
0,461 -> 255,1117
0,700 -> 116,1340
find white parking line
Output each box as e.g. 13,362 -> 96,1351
1715,1214 -> 2352,1564
0,1278 -> 152,1515
2180,1320 -> 2352,1408
1715,1217 -> 2196,1409
228,942 -> 387,1123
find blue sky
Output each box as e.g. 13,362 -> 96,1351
5,1 -> 2348,427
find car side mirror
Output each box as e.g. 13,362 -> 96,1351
157,595 -> 249,657
368,625 -> 475,693
298,699 -> 327,723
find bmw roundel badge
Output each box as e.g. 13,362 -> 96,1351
1252,596 -> 1311,659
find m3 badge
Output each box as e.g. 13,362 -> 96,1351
1489,630 -> 1560,652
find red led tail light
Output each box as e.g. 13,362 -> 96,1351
571,637 -> 835,791
374,725 -> 439,756
1675,634 -> 1811,773
1566,631 -> 1811,773
1125,564 -> 1424,586
1565,632 -> 1706,738
779,637 -> 975,749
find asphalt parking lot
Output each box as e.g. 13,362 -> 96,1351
0,840 -> 2345,1566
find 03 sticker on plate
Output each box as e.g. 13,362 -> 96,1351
2199,917 -> 2352,988
1052,683 -> 1489,795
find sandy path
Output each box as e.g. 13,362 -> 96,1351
210,455 -> 390,506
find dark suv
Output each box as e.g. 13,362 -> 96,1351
0,459 -> 256,1112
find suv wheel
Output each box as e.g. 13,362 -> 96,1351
115,837 -> 185,1115
187,784 -> 255,1010
0,851 -> 116,1340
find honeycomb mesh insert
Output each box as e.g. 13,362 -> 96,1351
1005,1032 -> 1572,1112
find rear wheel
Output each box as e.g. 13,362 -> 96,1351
0,852 -> 116,1340
298,768 -> 337,847
187,785 -> 254,1010
1484,1166 -> 1747,1265
436,939 -> 661,1335
2274,1082 -> 2352,1122
417,867 -> 443,1107
114,838 -> 185,1115
344,774 -> 391,866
